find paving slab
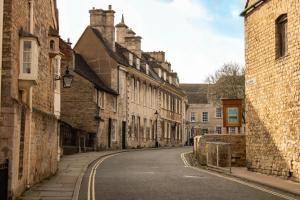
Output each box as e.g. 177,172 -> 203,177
22,150 -> 123,200
231,167 -> 300,196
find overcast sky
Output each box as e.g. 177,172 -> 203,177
57,0 -> 245,83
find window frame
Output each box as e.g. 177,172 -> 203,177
202,112 -> 209,123
19,38 -> 39,81
216,126 -> 222,134
191,112 -> 196,122
276,14 -> 288,58
216,107 -> 222,118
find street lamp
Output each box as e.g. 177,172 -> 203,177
154,110 -> 159,148
62,67 -> 74,88
54,66 -> 74,88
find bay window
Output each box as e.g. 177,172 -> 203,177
19,38 -> 39,81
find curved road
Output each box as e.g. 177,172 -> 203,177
79,148 -> 298,200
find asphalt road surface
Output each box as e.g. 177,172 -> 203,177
79,148 -> 299,200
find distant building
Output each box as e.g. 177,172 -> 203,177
59,39 -> 119,153
64,6 -> 187,149
181,84 -> 245,145
242,0 -> 300,182
0,0 -> 61,198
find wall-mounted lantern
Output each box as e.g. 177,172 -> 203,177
55,67 -> 74,88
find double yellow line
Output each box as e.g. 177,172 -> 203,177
180,152 -> 298,200
87,153 -> 121,200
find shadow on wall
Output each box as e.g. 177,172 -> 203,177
246,99 -> 299,182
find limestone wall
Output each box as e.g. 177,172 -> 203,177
245,0 -> 300,182
194,135 -> 246,167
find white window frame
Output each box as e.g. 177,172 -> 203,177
146,64 -> 149,75
216,107 -> 222,118
158,69 -> 162,78
191,112 -> 196,122
129,53 -> 133,66
136,58 -> 140,70
216,126 -> 222,134
202,128 -> 208,135
202,112 -> 208,123
229,127 -> 236,134
19,38 -> 39,81
163,72 -> 167,81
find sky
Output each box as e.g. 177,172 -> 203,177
57,0 -> 246,83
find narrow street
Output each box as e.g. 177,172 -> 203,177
78,148 -> 295,200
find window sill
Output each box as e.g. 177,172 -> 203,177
275,53 -> 290,61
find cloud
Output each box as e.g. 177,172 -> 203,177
57,0 -> 244,83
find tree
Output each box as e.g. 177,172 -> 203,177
206,63 -> 245,104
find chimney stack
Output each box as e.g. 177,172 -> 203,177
89,6 -> 115,50
116,15 -> 142,57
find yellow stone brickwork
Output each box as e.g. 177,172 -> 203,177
244,0 -> 300,182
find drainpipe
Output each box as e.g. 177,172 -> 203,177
26,0 -> 34,188
0,0 -> 3,112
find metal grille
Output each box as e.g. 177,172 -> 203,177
206,142 -> 231,172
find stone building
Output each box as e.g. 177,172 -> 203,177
181,84 -> 245,145
0,0 -> 61,198
72,6 -> 186,149
59,39 -> 119,152
242,0 -> 300,181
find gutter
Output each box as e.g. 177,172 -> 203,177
240,0 -> 267,17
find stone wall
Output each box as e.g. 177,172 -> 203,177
194,134 -> 246,167
244,0 -> 300,182
0,0 -> 59,198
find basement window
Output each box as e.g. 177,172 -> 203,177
276,14 -> 288,58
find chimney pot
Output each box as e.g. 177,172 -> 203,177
109,5 -> 112,10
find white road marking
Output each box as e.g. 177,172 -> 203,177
184,175 -> 205,179
180,152 -> 298,200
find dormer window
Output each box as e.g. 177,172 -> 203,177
146,64 -> 149,75
158,69 -> 162,78
163,72 -> 167,81
19,37 -> 39,81
129,53 -> 133,66
169,76 -> 172,84
136,58 -> 140,70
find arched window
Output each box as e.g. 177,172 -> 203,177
50,40 -> 55,50
276,14 -> 288,58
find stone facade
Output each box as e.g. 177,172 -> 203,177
0,0 -> 60,198
73,6 -> 187,149
243,0 -> 300,182
194,135 -> 246,167
181,84 -> 245,145
60,39 -> 119,152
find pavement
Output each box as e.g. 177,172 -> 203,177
79,148 -> 299,200
22,150 -> 124,200
230,167 -> 300,197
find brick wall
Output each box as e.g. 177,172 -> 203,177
245,0 -> 300,182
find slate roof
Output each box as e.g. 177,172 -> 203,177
89,27 -> 182,92
74,53 -> 118,95
180,84 -> 211,104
